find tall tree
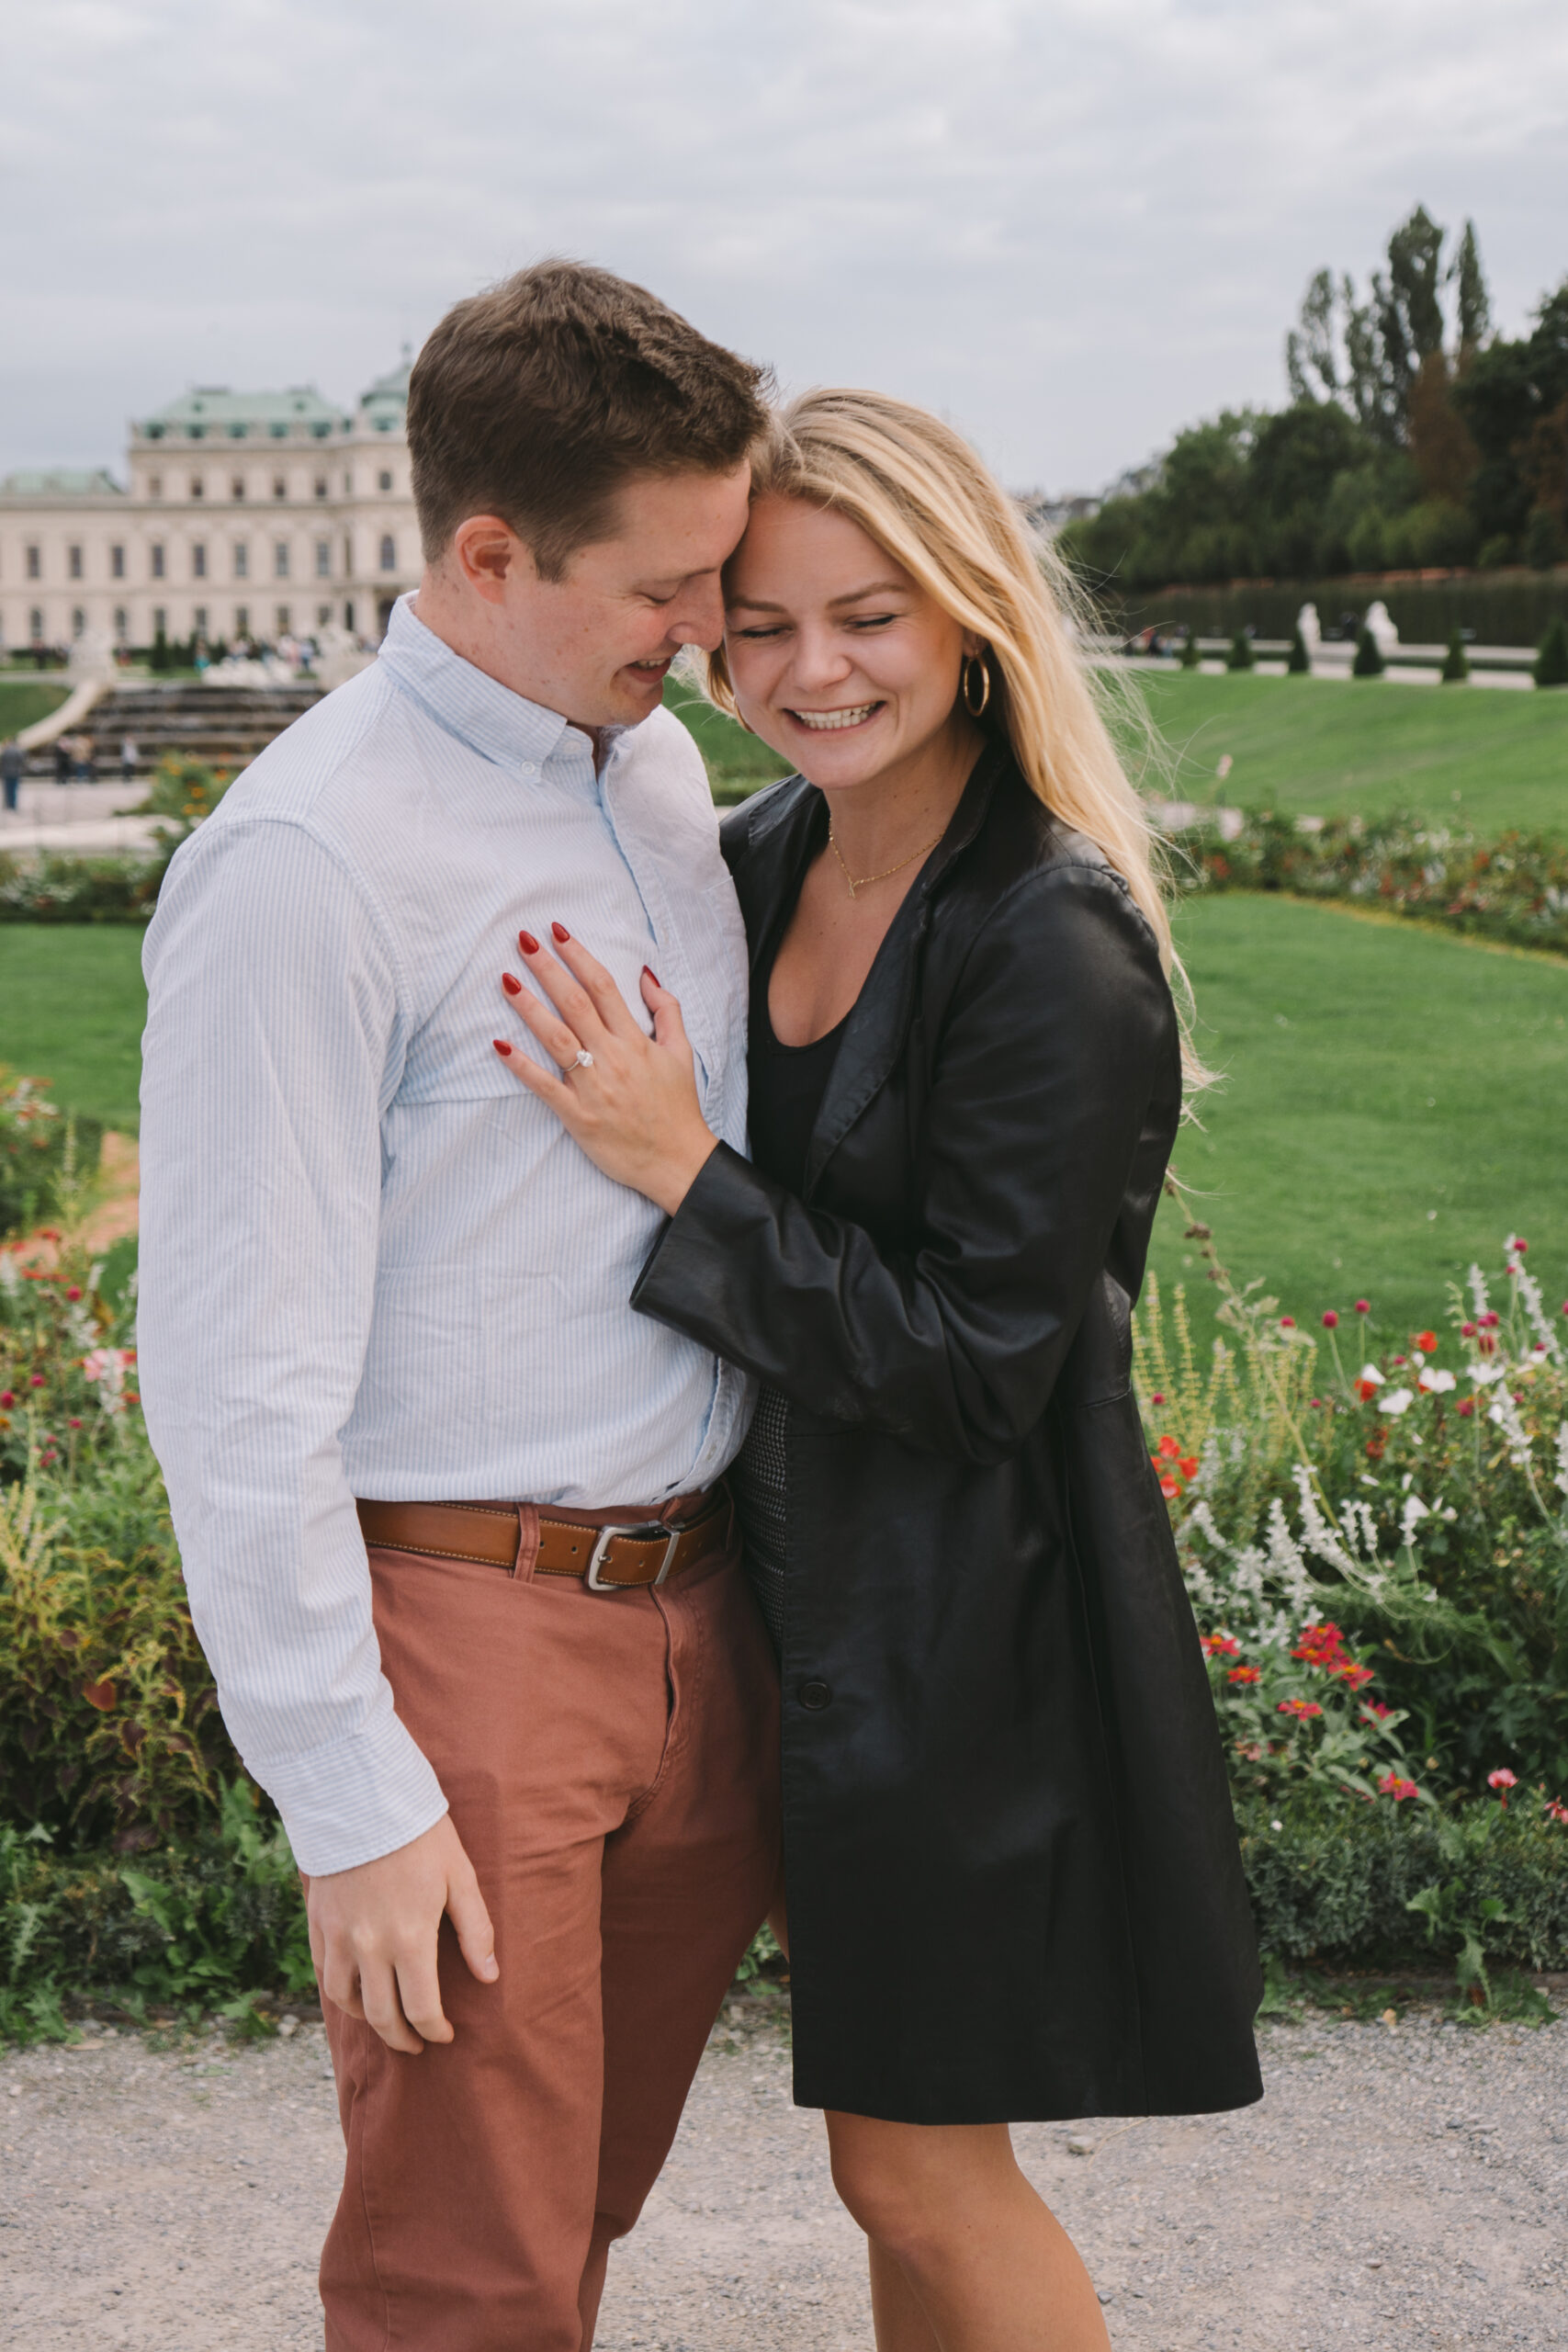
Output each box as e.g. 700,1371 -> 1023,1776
1284,209 -> 1490,446
1450,219 -> 1491,355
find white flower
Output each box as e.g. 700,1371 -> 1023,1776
1358,1363 -> 1384,1387
1399,1493 -> 1430,1549
1417,1366 -> 1456,1393
1382,1387 -> 1415,1416
1555,1425 -> 1568,1503
1471,1361 -> 1506,1386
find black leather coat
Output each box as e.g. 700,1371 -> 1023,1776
634,745 -> 1262,2124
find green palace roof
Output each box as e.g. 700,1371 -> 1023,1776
357,358 -> 412,433
0,468 -> 125,499
137,385 -> 351,442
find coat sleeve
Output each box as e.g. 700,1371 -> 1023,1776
632,863 -> 1178,1464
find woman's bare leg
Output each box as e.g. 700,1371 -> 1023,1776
826,2110 -> 1111,2352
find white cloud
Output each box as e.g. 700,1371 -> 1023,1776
2,0 -> 1565,488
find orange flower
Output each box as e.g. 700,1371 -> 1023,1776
1414,1331 -> 1438,1354
1228,1665 -> 1260,1686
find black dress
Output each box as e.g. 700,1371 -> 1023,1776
728,921 -> 849,1653
635,745 -> 1262,2126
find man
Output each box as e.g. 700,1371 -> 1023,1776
139,263 -> 779,2351
0,737 -> 22,813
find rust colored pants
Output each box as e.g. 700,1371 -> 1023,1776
318,1509 -> 781,2352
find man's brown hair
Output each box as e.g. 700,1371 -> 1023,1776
407,261 -> 769,579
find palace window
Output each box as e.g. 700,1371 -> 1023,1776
25,546 -> 40,580
273,477 -> 287,502
231,477 -> 246,502
28,608 -> 43,642
190,477 -> 205,499
235,606 -> 250,639
110,545 -> 126,579
378,470 -> 392,492
315,539 -> 331,579
314,477 -> 328,501
274,541 -> 290,581
316,604 -> 332,627
68,545 -> 84,580
344,601 -> 355,630
276,605 -> 292,634
114,608 -> 129,641
233,543 -> 249,580
192,543 -> 208,580
151,544 -> 166,580
379,534 -> 396,572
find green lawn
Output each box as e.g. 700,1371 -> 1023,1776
1147,894 -> 1568,1352
0,679 -> 71,740
663,674 -> 790,800
1131,670 -> 1568,835
0,927 -> 147,1131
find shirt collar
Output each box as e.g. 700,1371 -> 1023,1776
376,591 -> 626,775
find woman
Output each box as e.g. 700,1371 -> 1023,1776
491,390 -> 1262,2349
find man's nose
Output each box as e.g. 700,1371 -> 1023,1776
668,575 -> 727,653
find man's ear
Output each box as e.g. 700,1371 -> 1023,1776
450,514 -> 529,604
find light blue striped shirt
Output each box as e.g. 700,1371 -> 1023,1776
139,595 -> 752,1875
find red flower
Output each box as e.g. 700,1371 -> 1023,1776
1487,1768 -> 1518,1801
1478,1311 -> 1500,1329
1415,1331 -> 1438,1353
65,1285 -> 81,1302
1379,1773 -> 1418,1803
1546,1798 -> 1568,1826
1150,1391 -> 1166,1404
1461,1321 -> 1477,1338
1355,1299 -> 1371,1315
1361,1701 -> 1393,1720
1228,1666 -> 1260,1686
1365,1430 -> 1388,1461
1321,1310 -> 1339,1329
0,1392 -> 13,1409
28,1374 -> 43,1389
1158,1474 -> 1180,1499
1179,1456 -> 1199,1478
1156,1435 -> 1180,1459
1332,1662 -> 1375,1691
1280,1316 -> 1296,1329
1202,1634 -> 1241,1659
1354,1377 -> 1381,1401
1509,1238 -> 1528,1254
1457,1397 -> 1475,1418
1277,1699 -> 1324,1720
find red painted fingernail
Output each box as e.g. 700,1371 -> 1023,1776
502,972 -> 523,996
551,921 -> 570,943
518,931 -> 539,956
492,1038 -> 513,1057
642,966 -> 660,988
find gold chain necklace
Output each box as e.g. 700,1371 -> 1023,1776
828,820 -> 945,900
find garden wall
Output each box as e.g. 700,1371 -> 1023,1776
1104,571 -> 1568,648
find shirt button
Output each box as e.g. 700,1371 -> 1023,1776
798,1679 -> 831,1712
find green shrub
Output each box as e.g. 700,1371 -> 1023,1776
1286,626 -> 1311,674
1352,625 -> 1385,676
1534,615 -> 1568,688
0,851 -> 163,925
0,1782 -> 311,2041
1440,628 -> 1470,684
0,1073 -> 102,1238
1225,630 -> 1254,672
1179,631 -> 1202,670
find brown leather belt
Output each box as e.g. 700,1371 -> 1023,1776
355,1486 -> 730,1591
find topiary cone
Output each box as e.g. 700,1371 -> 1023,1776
1352,625 -> 1385,677
1286,627 -> 1311,674
1441,628 -> 1470,684
1225,630 -> 1254,672
1534,615 -> 1568,688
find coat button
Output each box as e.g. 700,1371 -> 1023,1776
798,1679 -> 831,1711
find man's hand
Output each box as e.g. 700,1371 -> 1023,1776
305,1814 -> 498,2054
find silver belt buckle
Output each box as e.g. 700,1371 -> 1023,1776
586,1521 -> 682,1592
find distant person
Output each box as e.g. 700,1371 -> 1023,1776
119,735 -> 139,785
52,737 -> 71,786
0,738 -> 22,813
74,734 -> 96,782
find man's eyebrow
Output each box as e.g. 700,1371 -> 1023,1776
727,580 -> 909,613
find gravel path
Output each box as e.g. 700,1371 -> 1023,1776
3,1992 -> 1564,2349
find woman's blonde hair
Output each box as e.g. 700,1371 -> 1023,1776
700,388 -> 1201,1074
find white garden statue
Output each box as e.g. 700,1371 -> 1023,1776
312,623 -> 375,690
67,625 -> 118,684
1363,600 -> 1400,654
1296,603 -> 1321,651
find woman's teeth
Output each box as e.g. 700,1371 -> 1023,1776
790,703 -> 879,730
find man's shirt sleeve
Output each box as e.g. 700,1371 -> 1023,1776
138,815 -> 448,1875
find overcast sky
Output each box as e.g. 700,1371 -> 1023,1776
5,0 -> 1567,494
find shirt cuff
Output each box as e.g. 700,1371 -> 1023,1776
254,1708 -> 450,1879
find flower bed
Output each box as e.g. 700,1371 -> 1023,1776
1181,808 -> 1568,957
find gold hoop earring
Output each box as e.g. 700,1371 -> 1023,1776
962,653 -> 992,717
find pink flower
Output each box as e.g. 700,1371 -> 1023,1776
1355,1300 -> 1371,1315
1321,1310 -> 1339,1329
1150,1391 -> 1165,1404
1488,1768 -> 1518,1792
1379,1773 -> 1419,1803
1202,1634 -> 1241,1659
1361,1700 -> 1393,1721
28,1374 -> 43,1389
1508,1237 -> 1529,1254
1280,1316 -> 1296,1329
1546,1798 -> 1568,1826
1277,1699 -> 1324,1720
1461,1321 -> 1477,1338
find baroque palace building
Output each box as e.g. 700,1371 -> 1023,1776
0,360 -> 415,653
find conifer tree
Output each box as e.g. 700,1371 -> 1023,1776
1440,628 -> 1470,684
1179,630 -> 1202,669
1225,630 -> 1253,672
1534,615 -> 1568,688
1287,625 -> 1311,673
1352,625 -> 1385,676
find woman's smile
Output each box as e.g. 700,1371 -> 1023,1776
784,700 -> 884,732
